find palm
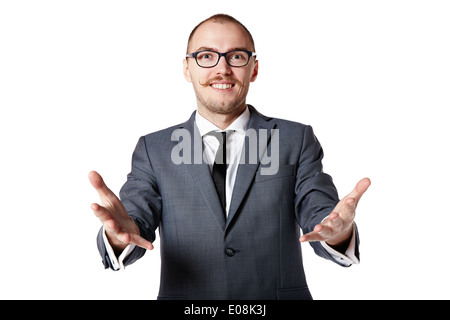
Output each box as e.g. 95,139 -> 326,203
89,171 -> 154,251
300,177 -> 371,247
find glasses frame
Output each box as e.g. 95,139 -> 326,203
186,49 -> 257,68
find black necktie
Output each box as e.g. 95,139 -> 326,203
210,131 -> 229,215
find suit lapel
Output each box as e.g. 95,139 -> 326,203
179,112 -> 227,230
226,106 -> 276,231
177,106 -> 276,232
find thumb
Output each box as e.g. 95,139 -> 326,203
88,170 -> 105,190
88,170 -> 117,201
348,177 -> 371,204
88,171 -> 112,196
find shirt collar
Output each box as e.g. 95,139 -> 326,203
195,105 -> 250,137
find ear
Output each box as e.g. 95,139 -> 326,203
183,59 -> 192,83
250,60 -> 259,82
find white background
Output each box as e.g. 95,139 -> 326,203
1,0 -> 449,300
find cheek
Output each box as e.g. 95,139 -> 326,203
187,66 -> 207,85
235,69 -> 253,83
197,69 -> 214,82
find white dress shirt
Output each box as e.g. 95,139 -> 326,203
195,106 -> 250,216
103,106 -> 359,270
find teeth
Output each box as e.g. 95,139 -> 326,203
211,83 -> 233,90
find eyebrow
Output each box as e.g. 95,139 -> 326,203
194,46 -> 251,52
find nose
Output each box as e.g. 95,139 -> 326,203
214,55 -> 232,75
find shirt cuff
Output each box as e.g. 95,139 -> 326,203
320,223 -> 359,267
102,227 -> 135,271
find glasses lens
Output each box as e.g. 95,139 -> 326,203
196,51 -> 219,67
226,51 -> 249,67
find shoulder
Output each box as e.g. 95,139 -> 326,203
139,111 -> 196,144
248,105 -> 312,137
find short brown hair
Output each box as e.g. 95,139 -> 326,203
186,14 -> 255,53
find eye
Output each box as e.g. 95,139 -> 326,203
197,52 -> 216,61
227,51 -> 248,63
230,54 -> 244,60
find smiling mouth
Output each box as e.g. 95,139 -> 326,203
201,77 -> 241,90
210,83 -> 235,90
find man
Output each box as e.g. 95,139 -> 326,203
90,14 -> 371,300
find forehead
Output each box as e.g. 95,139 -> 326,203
189,21 -> 253,52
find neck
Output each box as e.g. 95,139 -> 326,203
197,104 -> 247,130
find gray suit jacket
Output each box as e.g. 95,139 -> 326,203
97,105 -> 359,300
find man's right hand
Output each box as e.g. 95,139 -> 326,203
89,171 -> 154,253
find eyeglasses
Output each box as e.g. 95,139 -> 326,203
186,50 -> 257,68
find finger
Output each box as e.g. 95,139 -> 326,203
104,220 -> 154,250
127,233 -> 154,250
104,218 -> 121,234
300,231 -> 324,243
337,198 -> 357,223
88,171 -> 117,201
300,232 -> 322,243
321,212 -> 344,228
300,224 -> 331,243
328,212 -> 339,221
91,202 -> 113,224
91,204 -> 128,239
337,178 -> 370,221
347,177 -> 371,204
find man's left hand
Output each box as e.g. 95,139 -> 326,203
299,178 -> 371,251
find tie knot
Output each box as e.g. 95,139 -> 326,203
207,130 -> 234,145
206,130 -> 234,166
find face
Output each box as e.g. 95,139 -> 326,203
183,21 -> 258,116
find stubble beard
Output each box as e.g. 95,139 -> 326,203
196,94 -> 245,115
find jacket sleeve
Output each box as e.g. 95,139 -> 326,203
97,136 -> 162,269
294,125 -> 359,266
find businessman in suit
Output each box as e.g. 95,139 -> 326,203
90,14 -> 370,300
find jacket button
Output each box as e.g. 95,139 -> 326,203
225,248 -> 235,257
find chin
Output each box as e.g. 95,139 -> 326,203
205,101 -> 244,115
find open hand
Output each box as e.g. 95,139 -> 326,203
89,171 -> 154,252
299,178 -> 371,250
